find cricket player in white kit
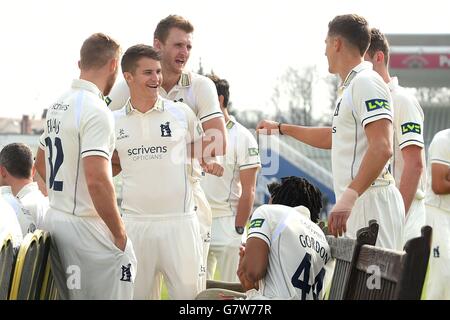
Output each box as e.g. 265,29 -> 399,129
423,129 -> 450,300
0,143 -> 49,234
365,28 -> 426,244
202,75 -> 261,282
238,177 -> 330,300
0,196 -> 23,248
257,14 -> 404,250
107,15 -> 227,290
112,45 -> 204,299
35,33 -> 136,300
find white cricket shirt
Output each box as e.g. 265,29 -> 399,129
39,79 -> 115,217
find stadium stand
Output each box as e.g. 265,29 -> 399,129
257,134 -> 334,211
0,234 -> 16,299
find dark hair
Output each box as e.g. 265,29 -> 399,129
0,143 -> 33,179
367,28 -> 390,66
79,33 -> 120,70
267,176 -> 322,223
328,14 -> 370,56
206,74 -> 230,108
121,44 -> 161,74
154,15 -> 194,44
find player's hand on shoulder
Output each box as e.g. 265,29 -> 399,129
256,119 -> 279,135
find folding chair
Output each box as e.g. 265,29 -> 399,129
9,232 -> 39,299
0,234 -> 16,300
31,230 -> 52,299
38,231 -> 59,300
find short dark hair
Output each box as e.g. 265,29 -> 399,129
328,14 -> 370,56
0,143 -> 33,179
367,28 -> 390,66
267,176 -> 323,223
207,74 -> 230,108
154,15 -> 194,44
121,44 -> 161,74
80,33 -> 120,70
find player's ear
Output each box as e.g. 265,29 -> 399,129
0,165 -> 7,178
218,95 -> 225,108
31,164 -> 36,179
154,38 -> 161,50
377,51 -> 385,64
123,71 -> 133,83
109,57 -> 119,73
334,36 -> 342,52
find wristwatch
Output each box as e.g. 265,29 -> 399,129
235,226 -> 245,235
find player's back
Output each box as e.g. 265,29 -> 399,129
248,204 -> 330,300
40,79 -> 114,217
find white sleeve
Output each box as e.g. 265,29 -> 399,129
79,107 -> 115,159
194,76 -> 224,123
352,75 -> 393,128
237,128 -> 261,171
429,132 -> 450,166
247,206 -> 272,247
394,93 -> 424,149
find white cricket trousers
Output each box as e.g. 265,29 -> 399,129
123,211 -> 203,300
207,215 -> 244,282
403,198 -> 426,244
43,208 -> 137,300
192,181 -> 211,290
423,205 -> 450,300
346,183 -> 405,250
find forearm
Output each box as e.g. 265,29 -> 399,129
35,148 -> 46,180
202,132 -> 226,158
112,164 -> 122,177
88,178 -> 125,239
433,178 -> 450,194
348,145 -> 391,196
399,163 -> 423,214
235,190 -> 255,227
280,125 -> 332,149
238,256 -> 259,291
202,118 -> 227,157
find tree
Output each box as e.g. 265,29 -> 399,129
233,109 -> 267,130
271,65 -> 318,126
317,74 -> 339,126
